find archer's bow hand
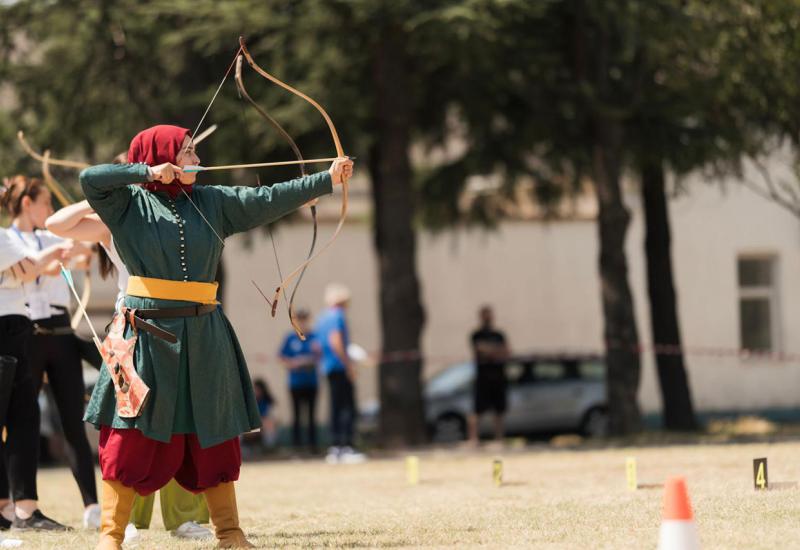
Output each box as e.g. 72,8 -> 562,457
328,157 -> 354,186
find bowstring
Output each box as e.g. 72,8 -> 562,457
190,46 -> 243,145
178,45 -> 245,248
178,185 -> 225,246
260,174 -> 290,316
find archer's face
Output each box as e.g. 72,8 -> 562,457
25,188 -> 54,228
176,136 -> 200,185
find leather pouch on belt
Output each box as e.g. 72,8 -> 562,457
100,314 -> 150,418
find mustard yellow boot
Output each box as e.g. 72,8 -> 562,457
204,482 -> 255,548
96,480 -> 136,550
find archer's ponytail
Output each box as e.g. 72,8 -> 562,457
96,244 -> 117,280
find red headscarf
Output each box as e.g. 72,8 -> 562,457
128,125 -> 191,199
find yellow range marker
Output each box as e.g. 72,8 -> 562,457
492,459 -> 503,487
625,457 -> 662,491
406,456 -> 419,486
626,457 -> 637,491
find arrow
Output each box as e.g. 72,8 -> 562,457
183,156 -> 353,173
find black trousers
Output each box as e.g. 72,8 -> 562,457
30,313 -> 97,506
328,371 -> 355,447
0,315 -> 39,501
290,386 -> 318,449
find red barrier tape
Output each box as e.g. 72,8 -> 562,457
254,341 -> 800,366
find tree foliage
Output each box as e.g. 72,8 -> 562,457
409,0 -> 800,432
1,0 -> 470,445
5,0 -> 800,439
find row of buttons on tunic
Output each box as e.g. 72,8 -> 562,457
168,198 -> 189,282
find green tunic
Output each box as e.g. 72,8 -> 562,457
81,163 -> 332,448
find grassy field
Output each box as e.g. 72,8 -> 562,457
9,438 -> 800,549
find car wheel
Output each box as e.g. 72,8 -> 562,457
433,413 -> 466,443
581,407 -> 609,438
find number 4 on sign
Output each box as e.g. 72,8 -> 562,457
754,457 -> 768,490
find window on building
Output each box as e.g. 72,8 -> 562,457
738,256 -> 779,352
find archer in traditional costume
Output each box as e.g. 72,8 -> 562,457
47,199 -> 214,541
81,124 -> 352,549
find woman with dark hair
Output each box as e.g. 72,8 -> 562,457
0,175 -> 72,531
80,124 -> 351,549
1,176 -> 99,529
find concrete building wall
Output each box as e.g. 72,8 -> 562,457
82,174 -> 800,425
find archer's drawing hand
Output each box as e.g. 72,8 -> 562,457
329,158 -> 354,185
150,163 -> 184,183
57,240 -> 79,261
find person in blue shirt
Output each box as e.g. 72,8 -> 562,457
315,283 -> 364,464
278,310 -> 319,452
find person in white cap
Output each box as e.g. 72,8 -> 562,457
315,283 -> 364,464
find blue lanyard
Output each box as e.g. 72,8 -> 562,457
10,225 -> 42,285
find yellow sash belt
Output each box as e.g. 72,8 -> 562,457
126,276 -> 218,305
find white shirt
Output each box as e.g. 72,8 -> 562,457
101,236 -> 129,313
8,227 -> 71,320
0,227 -> 30,317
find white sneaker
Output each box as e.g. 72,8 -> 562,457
83,504 -> 101,529
339,446 -> 366,464
123,523 -> 139,543
0,534 -> 23,548
325,446 -> 340,464
171,520 -> 213,540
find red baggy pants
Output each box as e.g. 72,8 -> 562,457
98,427 -> 241,496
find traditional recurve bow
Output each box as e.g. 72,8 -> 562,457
18,130 -> 83,206
181,37 -> 350,338
236,37 -> 349,316
235,53 -> 318,339
32,140 -> 94,331
14,133 -> 95,337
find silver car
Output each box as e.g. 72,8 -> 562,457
426,354 -> 608,441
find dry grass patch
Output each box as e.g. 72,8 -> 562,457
11,439 -> 800,548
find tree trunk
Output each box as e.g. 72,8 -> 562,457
640,160 -> 698,431
369,25 -> 427,448
592,121 -> 642,435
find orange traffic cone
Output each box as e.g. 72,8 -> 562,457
657,476 -> 699,550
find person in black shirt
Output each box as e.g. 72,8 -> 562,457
468,305 -> 510,444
